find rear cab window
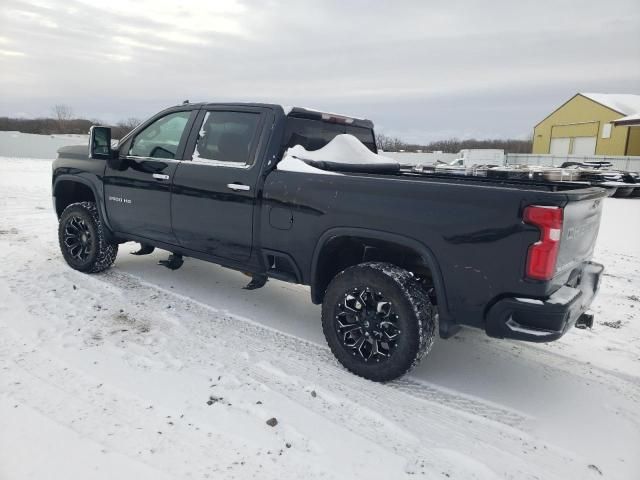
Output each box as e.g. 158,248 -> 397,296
282,115 -> 376,156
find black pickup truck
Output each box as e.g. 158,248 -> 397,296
52,102 -> 605,381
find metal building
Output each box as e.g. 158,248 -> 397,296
532,93 -> 640,156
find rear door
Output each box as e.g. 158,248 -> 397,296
104,109 -> 196,243
171,106 -> 270,261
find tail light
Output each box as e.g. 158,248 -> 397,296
523,205 -> 563,280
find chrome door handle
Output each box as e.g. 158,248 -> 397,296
227,183 -> 250,191
152,173 -> 170,181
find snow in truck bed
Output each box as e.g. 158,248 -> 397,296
278,134 -> 397,173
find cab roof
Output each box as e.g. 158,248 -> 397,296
170,102 -> 374,129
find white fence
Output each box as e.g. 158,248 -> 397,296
506,154 -> 640,172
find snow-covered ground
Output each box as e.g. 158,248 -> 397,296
0,156 -> 638,480
0,132 -> 88,158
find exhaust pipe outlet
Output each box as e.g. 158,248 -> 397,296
575,312 -> 594,329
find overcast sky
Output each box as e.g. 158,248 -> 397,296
1,0 -> 638,143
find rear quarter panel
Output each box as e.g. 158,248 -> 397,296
261,171 -> 602,328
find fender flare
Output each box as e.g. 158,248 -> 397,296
52,174 -> 114,236
310,227 -> 451,323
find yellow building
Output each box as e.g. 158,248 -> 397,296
532,93 -> 640,156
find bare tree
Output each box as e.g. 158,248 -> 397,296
51,104 -> 73,132
112,117 -> 142,138
375,132 -> 388,150
118,117 -> 141,130
375,132 -> 408,152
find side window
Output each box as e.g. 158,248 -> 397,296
129,111 -> 191,159
193,111 -> 261,165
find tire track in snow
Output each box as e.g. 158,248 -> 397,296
94,270 -> 580,480
0,326 -> 314,479
1,261 -> 472,478
102,269 -> 529,428
1,246 -> 581,480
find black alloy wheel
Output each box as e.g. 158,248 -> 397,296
334,286 -> 402,364
62,215 -> 95,262
58,201 -> 118,273
322,262 -> 437,382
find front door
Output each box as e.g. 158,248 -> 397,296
104,109 -> 195,243
171,108 -> 268,261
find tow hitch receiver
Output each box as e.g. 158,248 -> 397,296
575,312 -> 594,329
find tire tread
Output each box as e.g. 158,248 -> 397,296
321,262 -> 437,382
58,201 -> 118,273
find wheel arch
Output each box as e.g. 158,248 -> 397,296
53,175 -> 116,241
310,228 -> 452,330
53,176 -> 97,217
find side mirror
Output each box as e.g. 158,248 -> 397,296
89,126 -> 113,159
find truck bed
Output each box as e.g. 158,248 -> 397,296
314,166 -> 607,196
397,169 -> 603,193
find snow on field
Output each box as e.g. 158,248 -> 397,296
0,156 -> 639,479
0,131 -> 88,159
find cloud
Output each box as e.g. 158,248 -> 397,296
0,49 -> 26,56
0,0 -> 638,142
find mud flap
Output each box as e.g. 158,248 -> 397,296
159,253 -> 184,270
243,274 -> 268,290
131,243 -> 155,256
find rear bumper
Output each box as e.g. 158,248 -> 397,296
485,261 -> 604,342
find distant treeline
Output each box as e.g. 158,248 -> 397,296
0,117 -> 139,140
0,105 -> 141,139
376,133 -> 532,153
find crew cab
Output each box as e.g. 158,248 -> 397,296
52,102 -> 606,381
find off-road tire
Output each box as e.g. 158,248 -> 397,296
58,201 -> 118,273
321,262 -> 437,382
